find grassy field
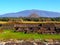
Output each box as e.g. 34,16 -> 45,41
0,30 -> 60,40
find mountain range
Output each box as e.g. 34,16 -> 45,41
0,10 -> 60,17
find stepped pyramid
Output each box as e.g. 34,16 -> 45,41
29,13 -> 40,18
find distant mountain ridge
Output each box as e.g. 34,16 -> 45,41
0,10 -> 60,17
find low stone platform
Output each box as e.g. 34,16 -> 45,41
0,39 -> 60,45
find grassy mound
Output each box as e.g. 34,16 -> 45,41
0,30 -> 60,40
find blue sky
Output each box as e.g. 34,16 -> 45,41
0,0 -> 60,15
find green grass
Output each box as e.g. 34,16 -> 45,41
0,30 -> 60,40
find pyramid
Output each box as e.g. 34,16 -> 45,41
29,13 -> 40,18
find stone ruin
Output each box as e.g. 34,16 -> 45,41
0,39 -> 60,45
0,21 -> 60,34
14,23 -> 60,34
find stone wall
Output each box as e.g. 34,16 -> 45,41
14,23 -> 60,34
0,39 -> 60,45
0,23 -> 60,34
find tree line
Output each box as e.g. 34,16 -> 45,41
0,17 -> 60,21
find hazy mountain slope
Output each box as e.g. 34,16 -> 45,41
0,10 -> 60,17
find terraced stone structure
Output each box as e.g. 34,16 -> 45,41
0,21 -> 60,34
14,21 -> 60,34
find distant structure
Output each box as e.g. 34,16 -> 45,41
29,13 -> 40,18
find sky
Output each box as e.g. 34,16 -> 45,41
0,0 -> 60,15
